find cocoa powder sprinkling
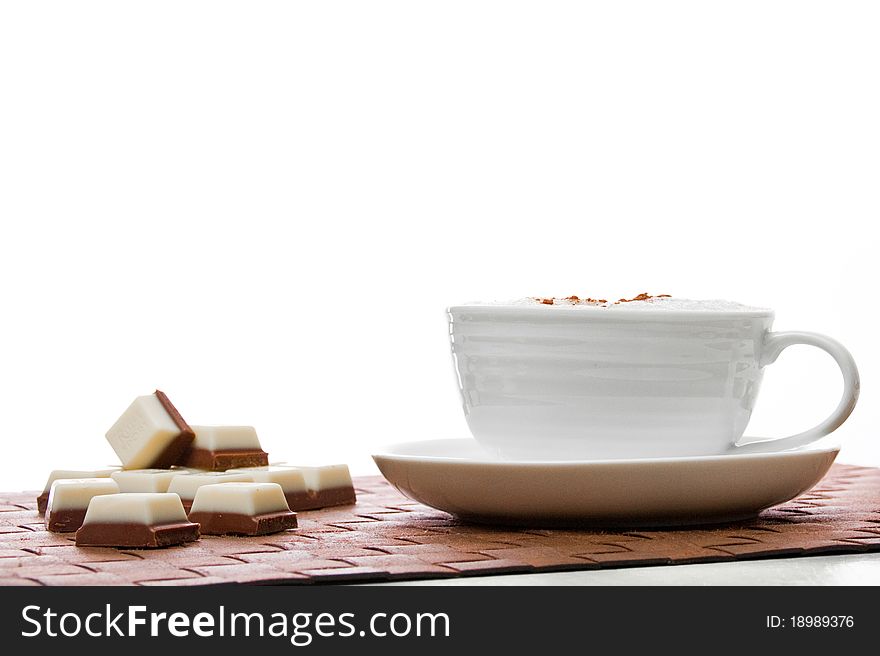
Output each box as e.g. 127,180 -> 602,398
614,292 -> 672,304
531,293 -> 671,307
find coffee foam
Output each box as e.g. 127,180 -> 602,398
608,297 -> 766,312
462,296 -> 767,312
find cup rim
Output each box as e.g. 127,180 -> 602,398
447,304 -> 775,320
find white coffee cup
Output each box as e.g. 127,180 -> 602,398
447,303 -> 859,460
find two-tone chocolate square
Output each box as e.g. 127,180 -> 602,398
226,465 -> 312,511
181,426 -> 269,471
111,468 -> 190,493
166,471 -> 254,512
280,464 -> 357,509
187,482 -> 297,536
45,478 -> 120,533
37,468 -> 119,514
75,493 -> 200,548
105,390 -> 195,469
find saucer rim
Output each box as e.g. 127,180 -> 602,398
372,438 -> 841,467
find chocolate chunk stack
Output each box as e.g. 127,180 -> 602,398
38,390 -> 356,548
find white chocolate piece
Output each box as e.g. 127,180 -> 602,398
41,468 -> 120,493
190,426 -> 262,450
190,483 -> 290,515
111,469 -> 188,493
47,478 -> 119,512
105,394 -> 185,469
82,493 -> 189,525
226,465 -> 307,493
166,471 -> 253,500
281,464 -> 353,491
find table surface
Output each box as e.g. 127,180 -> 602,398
4,467 -> 879,586
378,552 -> 880,585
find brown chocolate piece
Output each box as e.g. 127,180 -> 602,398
287,487 -> 357,511
188,510 -> 297,536
284,490 -> 313,511
182,447 -> 269,471
312,486 -> 357,508
36,492 -> 49,515
150,390 -> 196,468
45,509 -> 87,533
75,521 -> 200,548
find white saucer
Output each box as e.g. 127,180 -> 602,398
372,439 -> 840,527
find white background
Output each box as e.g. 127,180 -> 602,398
0,2 -> 877,492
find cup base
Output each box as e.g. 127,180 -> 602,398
472,437 -> 740,462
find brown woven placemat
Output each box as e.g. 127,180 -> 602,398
2,464 -> 879,586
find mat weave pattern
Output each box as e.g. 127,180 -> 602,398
2,464 -> 879,586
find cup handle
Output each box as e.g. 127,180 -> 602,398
734,331 -> 860,453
